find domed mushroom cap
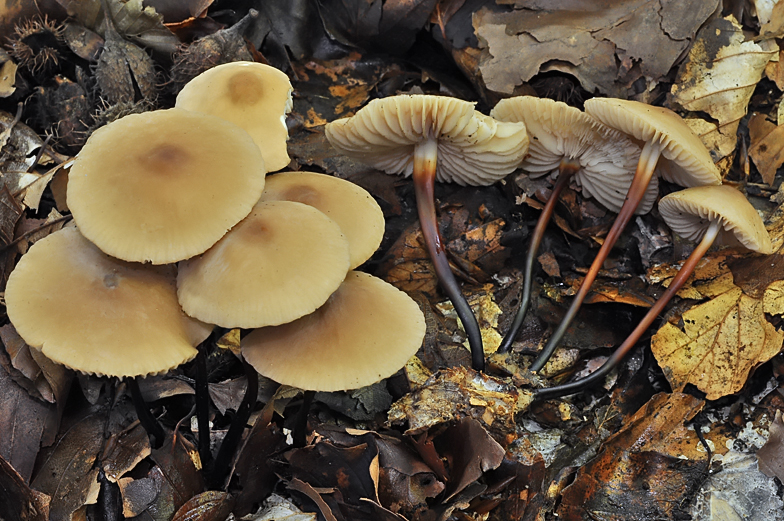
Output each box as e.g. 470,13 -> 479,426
177,200 -> 351,328
584,98 -> 721,187
325,94 -> 529,186
5,227 -> 212,378
241,271 -> 426,392
491,96 -> 657,214
176,61 -> 293,172
258,171 -> 384,269
658,185 -> 773,253
68,108 -> 267,264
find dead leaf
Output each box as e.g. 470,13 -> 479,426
757,409 -> 784,482
475,0 -> 718,97
0,59 -> 17,98
118,474 -> 160,517
171,490 -> 234,521
764,280 -> 784,315
748,112 -> 784,185
558,393 -> 706,520
0,455 -> 50,521
440,418 -> 505,501
144,433 -> 204,520
670,16 -> 777,166
651,280 -> 784,400
101,423 -> 152,482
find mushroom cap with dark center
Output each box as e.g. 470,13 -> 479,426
491,96 -> 658,214
325,94 -> 529,186
5,227 -> 212,377
67,108 -> 267,264
258,171 -> 384,269
175,61 -> 293,172
177,200 -> 351,328
241,271 -> 426,392
584,98 -> 722,187
658,185 -> 773,253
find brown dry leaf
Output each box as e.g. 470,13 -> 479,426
171,490 -> 234,521
748,112 -> 784,185
0,59 -> 17,98
670,16 -> 778,168
757,409 -> 784,482
474,0 -> 718,97
439,418 -> 504,501
0,455 -> 50,521
387,366 -> 523,445
558,393 -> 706,520
764,280 -> 784,315
378,223 -> 438,295
647,252 -> 732,299
101,423 -> 152,483
651,279 -> 784,400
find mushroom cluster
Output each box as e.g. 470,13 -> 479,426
5,63 -> 427,468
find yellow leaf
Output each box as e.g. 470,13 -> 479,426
764,280 -> 784,315
652,284 -> 784,400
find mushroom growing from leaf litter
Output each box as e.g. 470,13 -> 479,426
326,94 -> 529,371
175,61 -> 293,172
5,226 -> 213,446
67,108 -> 267,264
535,184 -> 772,399
529,98 -> 722,372
490,96 -> 654,353
258,171 -> 384,269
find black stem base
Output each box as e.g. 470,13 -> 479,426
128,377 -> 165,449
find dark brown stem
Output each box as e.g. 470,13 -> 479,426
128,377 -> 165,449
535,220 -> 720,398
530,140 -> 661,372
499,160 -> 580,353
413,139 -> 484,371
293,390 -> 316,448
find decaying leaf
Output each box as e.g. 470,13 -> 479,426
248,493 -> 316,521
171,490 -> 234,521
0,455 -> 50,521
670,16 -> 778,168
748,112 -> 784,185
387,366 -> 525,445
558,392 -> 706,520
475,0 -> 718,97
764,279 -> 784,315
757,409 -> 784,483
651,278 -> 783,400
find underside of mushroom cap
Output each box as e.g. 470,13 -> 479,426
325,94 -> 529,186
177,200 -> 351,328
258,171 -> 384,269
241,271 -> 426,392
584,98 -> 721,187
658,185 -> 773,253
175,61 -> 293,172
491,96 -> 657,214
67,108 -> 267,264
5,227 -> 211,378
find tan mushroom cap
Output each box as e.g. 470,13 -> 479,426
5,227 -> 212,378
177,200 -> 351,328
241,271 -> 425,392
491,96 -> 657,214
68,108 -> 267,264
175,61 -> 293,172
258,171 -> 384,269
325,94 -> 529,186
659,185 -> 773,253
584,98 -> 721,187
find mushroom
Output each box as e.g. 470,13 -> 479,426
241,270 -> 426,392
177,200 -> 351,328
490,96 -> 655,353
258,171 -> 384,269
67,108 -> 267,264
325,94 -> 528,371
529,98 -> 722,372
5,226 -> 213,445
535,184 -> 772,399
175,61 -> 293,172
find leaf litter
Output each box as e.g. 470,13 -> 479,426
1,0 -> 784,519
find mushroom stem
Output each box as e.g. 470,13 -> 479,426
293,390 -> 316,448
127,377 -> 165,449
195,344 -> 211,469
499,159 -> 581,354
530,140 -> 663,372
209,358 -> 258,489
535,219 -> 721,398
413,139 -> 485,371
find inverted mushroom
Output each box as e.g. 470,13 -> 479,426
535,185 -> 772,399
490,96 -> 654,353
258,171 -> 384,269
529,98 -> 722,372
177,200 -> 351,328
326,94 -> 528,371
67,108 -> 267,264
175,61 -> 293,172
